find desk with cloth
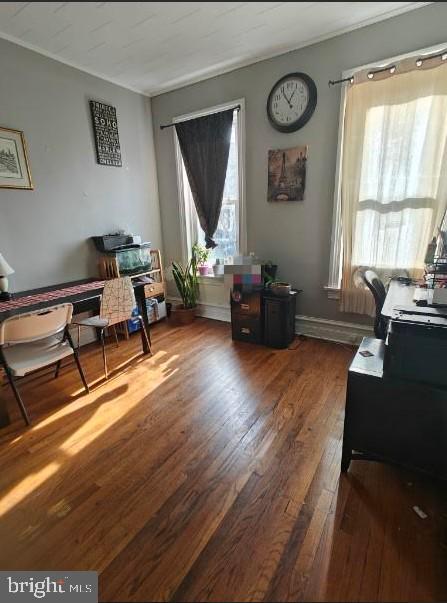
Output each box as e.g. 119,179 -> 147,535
0,278 -> 151,427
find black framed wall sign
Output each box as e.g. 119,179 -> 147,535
89,100 -> 122,167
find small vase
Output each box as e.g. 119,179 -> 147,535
198,265 -> 210,276
213,261 -> 224,276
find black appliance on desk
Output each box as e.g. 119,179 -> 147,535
231,287 -> 298,348
384,307 -> 447,387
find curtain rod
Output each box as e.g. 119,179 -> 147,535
160,104 -> 240,130
328,75 -> 354,87
328,48 -> 447,87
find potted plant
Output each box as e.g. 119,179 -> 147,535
263,261 -> 278,287
171,249 -> 199,325
192,243 -> 210,276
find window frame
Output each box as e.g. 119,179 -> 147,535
326,42 -> 447,298
173,98 -> 246,268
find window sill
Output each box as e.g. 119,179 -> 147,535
324,285 -> 341,300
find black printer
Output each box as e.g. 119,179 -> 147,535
384,307 -> 447,387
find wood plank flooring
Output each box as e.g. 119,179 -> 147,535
0,318 -> 445,602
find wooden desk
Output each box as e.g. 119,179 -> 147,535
0,278 -> 151,427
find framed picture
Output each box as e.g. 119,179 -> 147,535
89,100 -> 122,167
0,126 -> 33,190
268,145 -> 307,202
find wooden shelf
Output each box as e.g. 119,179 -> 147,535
98,248 -> 167,338
125,271 -> 157,280
98,249 -> 166,297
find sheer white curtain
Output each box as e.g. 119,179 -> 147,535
340,59 -> 447,314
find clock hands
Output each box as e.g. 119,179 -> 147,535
281,87 -> 293,108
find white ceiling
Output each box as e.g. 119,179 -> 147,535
0,2 -> 430,96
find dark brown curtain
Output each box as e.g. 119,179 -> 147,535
175,108 -> 234,249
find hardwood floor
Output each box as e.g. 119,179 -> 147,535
0,318 -> 445,602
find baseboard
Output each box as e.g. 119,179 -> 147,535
167,297 -> 231,323
167,297 -> 372,345
196,302 -> 231,322
295,315 -> 373,345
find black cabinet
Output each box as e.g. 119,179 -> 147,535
263,290 -> 297,348
231,289 -> 263,344
230,288 -> 298,348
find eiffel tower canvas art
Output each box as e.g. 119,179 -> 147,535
267,146 -> 307,202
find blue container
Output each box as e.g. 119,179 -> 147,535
127,307 -> 141,333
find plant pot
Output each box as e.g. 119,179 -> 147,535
170,304 -> 196,325
270,282 -> 291,296
198,265 -> 210,276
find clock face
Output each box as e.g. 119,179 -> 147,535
267,72 -> 317,133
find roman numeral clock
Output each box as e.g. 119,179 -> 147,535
267,72 -> 317,132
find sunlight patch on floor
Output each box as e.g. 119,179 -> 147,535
23,351 -> 175,436
0,461 -> 60,518
58,353 -> 181,455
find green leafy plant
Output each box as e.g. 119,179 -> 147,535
263,261 -> 278,287
171,248 -> 199,309
192,243 -> 210,266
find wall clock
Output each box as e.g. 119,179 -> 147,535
267,72 -> 317,133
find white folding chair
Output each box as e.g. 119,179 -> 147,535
72,277 -> 151,379
0,303 -> 89,425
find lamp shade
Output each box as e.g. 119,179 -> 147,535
0,253 -> 14,276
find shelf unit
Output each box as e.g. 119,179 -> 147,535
98,248 -> 166,300
98,249 -> 166,337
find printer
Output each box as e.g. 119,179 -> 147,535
384,305 -> 447,387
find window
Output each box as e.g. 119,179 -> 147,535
351,97 -> 440,271
328,44 -> 447,313
174,100 -> 245,267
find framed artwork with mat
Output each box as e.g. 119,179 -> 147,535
0,126 -> 33,190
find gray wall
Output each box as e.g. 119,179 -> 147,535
151,2 -> 447,323
0,37 -> 162,292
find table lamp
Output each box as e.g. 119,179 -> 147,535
0,253 -> 14,301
